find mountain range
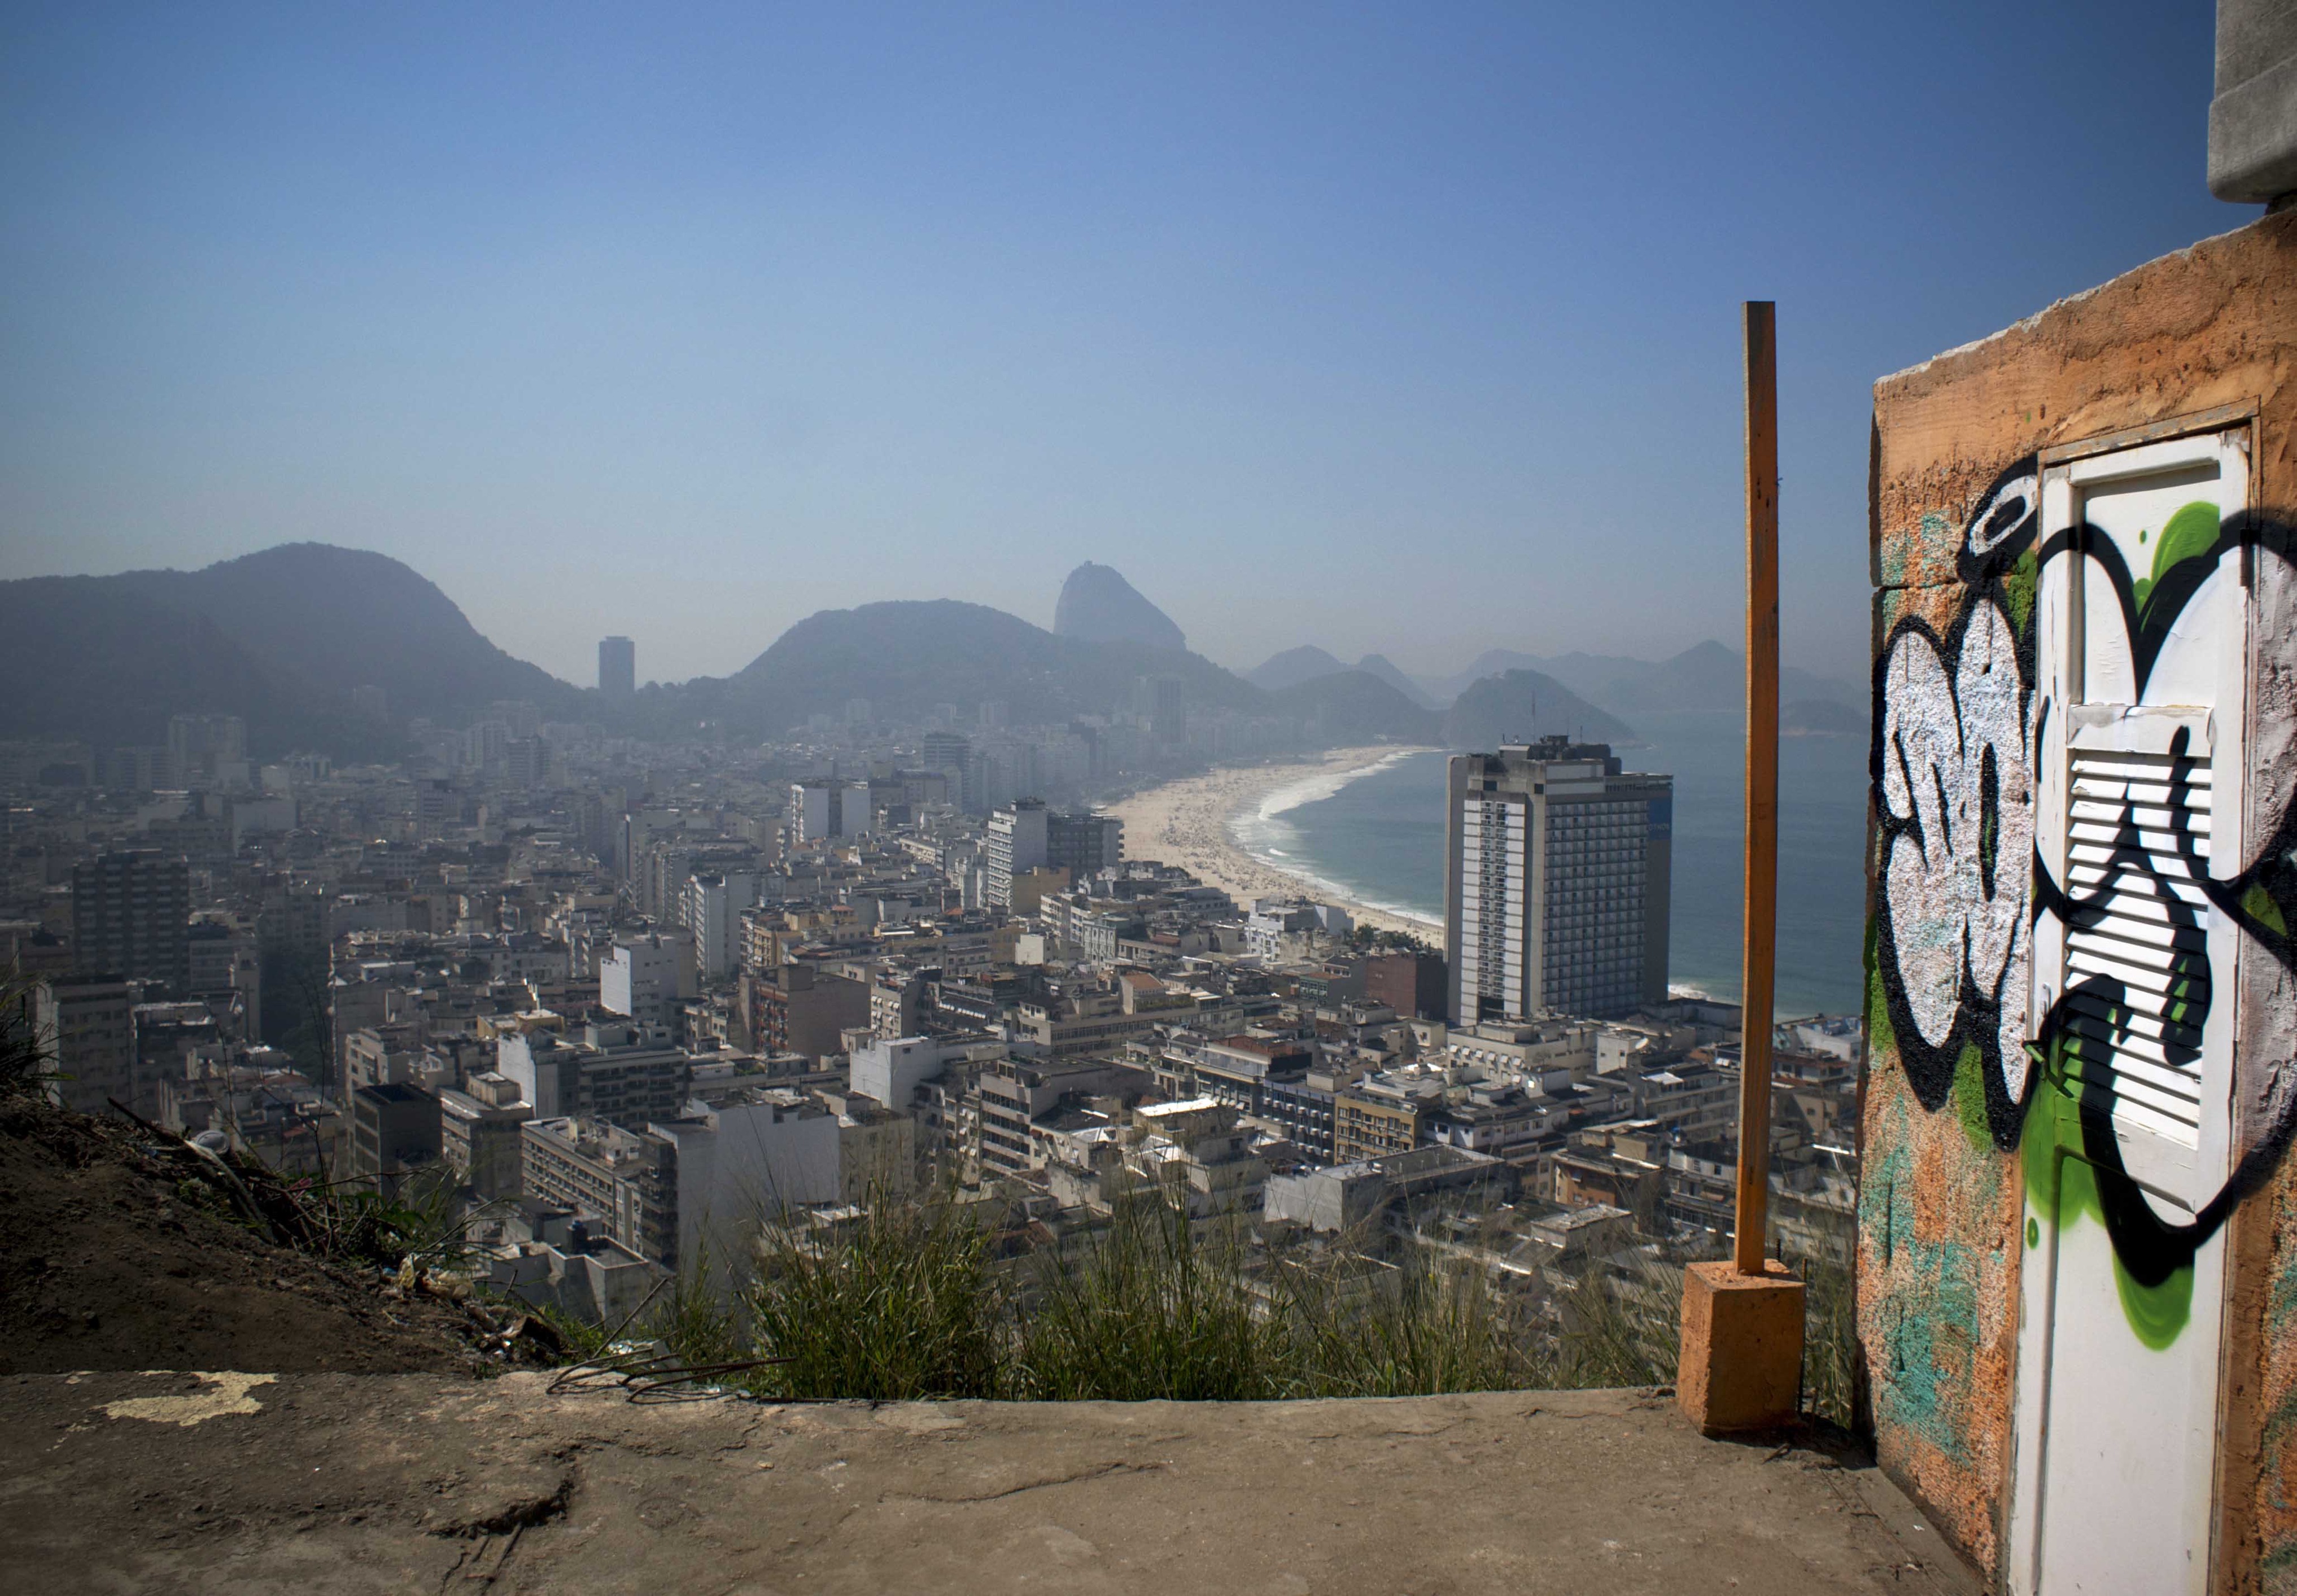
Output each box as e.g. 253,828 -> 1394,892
0,550 -> 1268,757
1247,648 -> 1440,709
2,544 -> 1864,762
1052,562 -> 1186,652
708,597 -> 1254,732
0,544 -> 578,756
1250,637 -> 1867,724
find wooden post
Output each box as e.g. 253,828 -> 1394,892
1734,300 -> 1780,1276
1676,301 -> 1803,1432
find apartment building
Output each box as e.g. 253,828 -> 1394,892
71,849 -> 189,994
1444,738 -> 1672,1024
35,974 -> 136,1116
438,1071 -> 533,1200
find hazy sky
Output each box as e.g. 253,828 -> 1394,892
0,3 -> 2247,688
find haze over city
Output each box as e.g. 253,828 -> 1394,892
6,5 -> 2296,1593
0,1 -> 2231,684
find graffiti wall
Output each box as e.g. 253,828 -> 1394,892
1861,208 -> 2297,1588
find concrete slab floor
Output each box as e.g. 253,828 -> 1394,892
1,1372 -> 1979,1595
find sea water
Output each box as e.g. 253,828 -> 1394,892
1229,712 -> 1869,1017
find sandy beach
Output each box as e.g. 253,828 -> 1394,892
1105,747 -> 1442,940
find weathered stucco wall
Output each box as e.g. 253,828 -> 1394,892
1862,209 -> 2296,1587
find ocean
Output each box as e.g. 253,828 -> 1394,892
1228,712 -> 1870,1017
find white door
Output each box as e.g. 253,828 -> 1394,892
2010,426 -> 2250,1596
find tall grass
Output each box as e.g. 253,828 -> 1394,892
747,1198 -> 1012,1400
1281,1247 -> 1533,1397
0,976 -> 55,1100
649,1243 -> 750,1368
670,1189 -> 1863,1415
738,1191 -> 1565,1402
1016,1196 -> 1273,1400
1795,1254 -> 1860,1428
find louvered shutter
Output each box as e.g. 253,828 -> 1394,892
2058,706 -> 2213,1197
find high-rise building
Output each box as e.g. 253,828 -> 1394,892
599,636 -> 636,698
71,849 -> 190,994
349,1082 -> 443,1201
985,803 -> 1119,909
1133,675 -> 1185,749
601,934 -> 689,1029
921,731 -> 970,779
984,801 -> 1050,909
184,919 -> 261,1037
681,871 -> 760,980
489,699 -> 542,738
1047,811 -> 1123,880
165,714 -> 247,788
789,779 -> 858,845
505,736 -> 551,788
1443,739 -> 1671,1024
788,780 -> 829,845
34,975 -> 136,1116
838,780 -> 875,837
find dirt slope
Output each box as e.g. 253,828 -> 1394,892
0,1098 -> 484,1375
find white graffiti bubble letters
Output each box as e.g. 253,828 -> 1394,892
1966,471 -> 2038,558
1877,598 -> 2036,1100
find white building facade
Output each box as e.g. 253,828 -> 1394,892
1444,740 -> 1672,1024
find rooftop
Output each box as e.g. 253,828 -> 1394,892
1,1375 -> 1976,1595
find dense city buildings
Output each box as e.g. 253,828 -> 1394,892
165,713 -> 247,789
0,666 -> 1855,1354
1443,739 -> 1672,1024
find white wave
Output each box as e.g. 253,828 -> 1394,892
1224,749 -> 1444,928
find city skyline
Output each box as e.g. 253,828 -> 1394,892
0,3 -> 2242,684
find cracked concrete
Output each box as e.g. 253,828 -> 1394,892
2,1373 -> 1980,1594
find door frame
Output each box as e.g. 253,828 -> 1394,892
2005,410 -> 2256,1596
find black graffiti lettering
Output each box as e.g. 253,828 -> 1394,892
1872,452 -> 2297,1269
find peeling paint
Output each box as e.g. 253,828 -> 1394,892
99,1372 -> 277,1428
1864,209 -> 2297,1592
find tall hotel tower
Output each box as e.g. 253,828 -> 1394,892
1444,739 -> 1672,1024
599,636 -> 636,698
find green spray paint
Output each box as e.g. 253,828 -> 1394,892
2020,1050 -> 2194,1348
1953,1044 -> 1992,1152
1865,914 -> 1897,1060
2002,543 -> 2038,635
1859,1091 -> 1992,1463
2132,501 -> 2222,632
2244,880 -> 2290,941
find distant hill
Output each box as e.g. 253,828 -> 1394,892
1422,648 -> 1545,705
1536,641 -> 1864,716
719,599 -> 1259,734
1443,670 -> 1635,749
121,545 -> 575,718
1265,671 -> 1440,744
1052,563 -> 1186,652
1247,646 -> 1440,709
0,544 -> 578,757
1427,640 -> 1865,719
1783,697 -> 1868,736
1352,654 -> 1440,709
1246,645 -> 1348,692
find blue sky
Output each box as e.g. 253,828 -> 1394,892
0,2 -> 2247,687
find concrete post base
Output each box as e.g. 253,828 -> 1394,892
1675,1258 -> 1805,1435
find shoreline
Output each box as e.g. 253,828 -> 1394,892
1104,747 -> 1443,941
1104,747 -> 1767,1009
